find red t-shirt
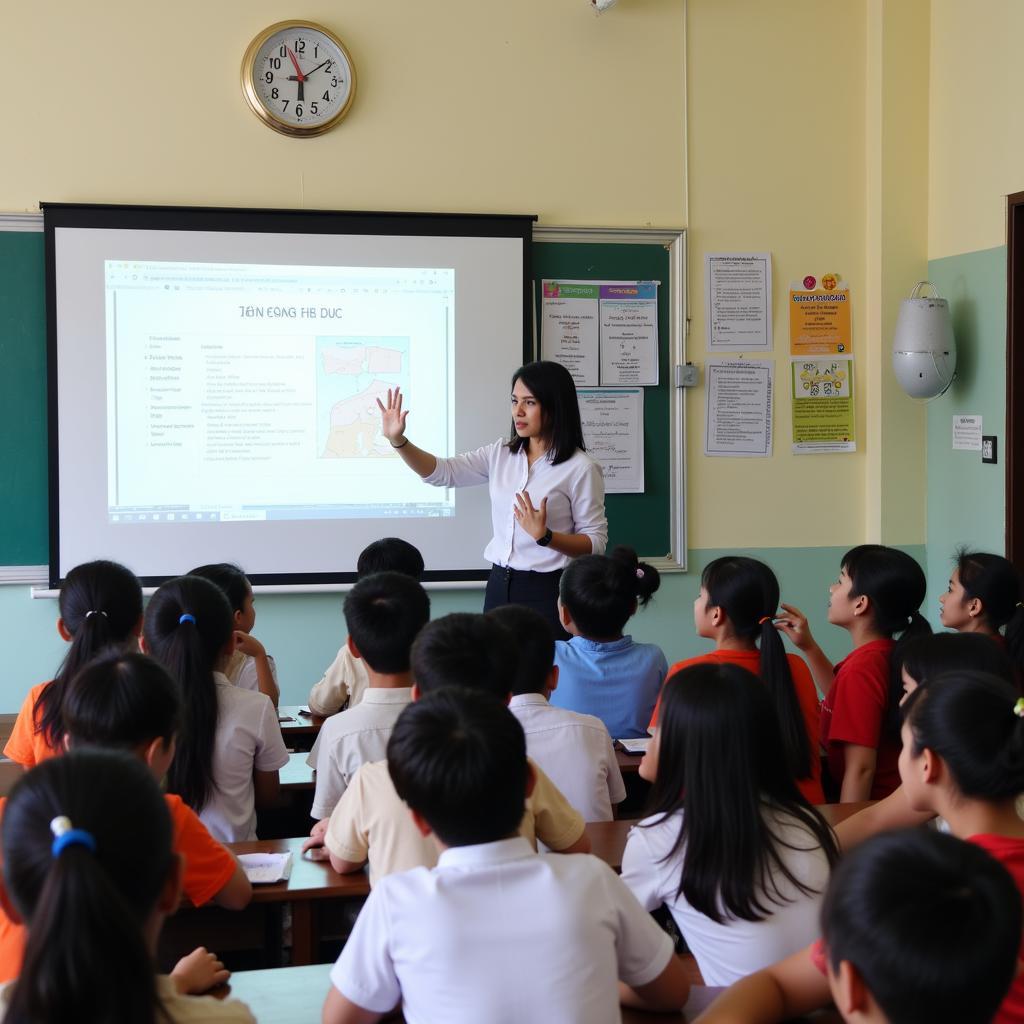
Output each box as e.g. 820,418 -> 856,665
655,649 -> 824,804
3,682 -> 62,769
0,793 -> 238,982
820,639 -> 899,800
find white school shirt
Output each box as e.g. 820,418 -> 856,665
330,837 -> 674,1024
423,439 -> 608,572
308,687 -> 414,819
620,807 -> 831,986
225,650 -> 278,695
308,643 -> 371,715
199,673 -> 290,843
509,693 -> 626,822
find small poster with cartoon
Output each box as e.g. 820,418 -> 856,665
791,357 -> 856,454
788,272 -> 852,356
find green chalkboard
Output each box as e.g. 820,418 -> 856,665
532,227 -> 686,568
0,223 -> 47,570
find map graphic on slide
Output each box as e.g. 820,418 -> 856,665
317,337 -> 409,458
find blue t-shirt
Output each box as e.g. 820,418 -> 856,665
550,635 -> 668,739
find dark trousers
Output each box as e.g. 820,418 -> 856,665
483,564 -> 570,641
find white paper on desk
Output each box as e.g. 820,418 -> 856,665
541,281 -> 600,386
578,388 -> 644,493
600,293 -> 658,386
705,253 -> 773,351
618,737 -> 651,754
238,852 -> 293,884
704,360 -> 774,457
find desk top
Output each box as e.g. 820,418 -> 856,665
615,748 -> 644,774
280,751 -> 315,791
278,705 -> 326,737
227,836 -> 369,901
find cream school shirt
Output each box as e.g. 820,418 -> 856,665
199,673 -> 290,843
330,837 -> 674,1024
509,693 -> 626,822
225,649 -> 278,696
308,644 -> 371,716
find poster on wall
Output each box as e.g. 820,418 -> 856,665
703,360 -> 773,458
705,252 -> 772,351
789,273 -> 852,356
790,357 -> 856,454
540,281 -> 600,385
578,387 -> 645,493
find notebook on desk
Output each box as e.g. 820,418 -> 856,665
238,852 -> 293,884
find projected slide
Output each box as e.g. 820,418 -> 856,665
104,260 -> 454,523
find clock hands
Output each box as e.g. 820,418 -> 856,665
285,46 -> 305,102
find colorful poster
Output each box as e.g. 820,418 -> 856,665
788,273 -> 851,356
599,283 -> 659,385
541,281 -> 600,385
791,357 -> 856,454
705,252 -> 772,351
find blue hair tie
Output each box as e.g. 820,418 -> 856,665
178,613 -> 196,626
49,816 -> 97,858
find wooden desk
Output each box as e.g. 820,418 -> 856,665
278,706 -> 327,752
616,748 -> 644,775
280,751 -> 315,792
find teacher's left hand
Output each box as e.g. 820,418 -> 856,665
513,490 -> 548,541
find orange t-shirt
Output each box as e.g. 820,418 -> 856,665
0,792 -> 238,982
652,649 -> 825,805
4,682 -> 62,769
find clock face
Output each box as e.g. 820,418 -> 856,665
242,22 -> 356,137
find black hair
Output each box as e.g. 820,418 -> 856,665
143,575 -> 234,813
821,828 -> 1021,1024
841,545 -> 931,733
63,651 -> 180,753
35,560 -> 143,752
701,556 -> 812,780
644,663 -> 838,923
2,750 -> 173,1024
505,360 -> 586,465
559,546 -> 661,639
902,669 -> 1024,800
388,688 -> 528,846
343,571 -> 430,674
487,604 -> 554,696
410,613 -> 518,701
954,548 -> 1024,670
900,631 -> 1013,690
188,562 -> 251,616
356,537 -> 425,580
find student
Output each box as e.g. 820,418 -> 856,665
490,604 -> 625,822
0,749 -> 255,1023
308,537 -> 425,716
189,563 -> 279,706
308,571 -> 430,821
5,560 -> 142,769
144,575 -> 289,842
550,546 -> 667,739
694,669 -> 1024,1024
304,613 -> 591,883
652,556 -> 824,803
621,664 -> 837,986
0,651 -> 252,984
775,544 -> 930,801
323,687 -> 690,1024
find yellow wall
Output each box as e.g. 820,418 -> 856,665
3,0 -> 929,553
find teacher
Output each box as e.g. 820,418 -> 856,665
377,359 -> 608,638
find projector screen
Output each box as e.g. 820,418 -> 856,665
44,205 -> 533,585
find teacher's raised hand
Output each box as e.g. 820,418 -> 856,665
376,387 -> 409,445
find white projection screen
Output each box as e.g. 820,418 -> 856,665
44,204 -> 533,586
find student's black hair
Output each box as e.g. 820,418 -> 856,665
643,663 -> 838,923
63,651 -> 180,752
356,537 -> 425,580
35,560 -> 143,752
487,604 -> 554,696
559,546 -> 661,639
387,687 -> 528,846
143,575 -> 234,813
505,360 -> 586,465
2,750 -> 173,1024
343,571 -> 430,674
410,613 -> 518,701
902,669 -> 1024,800
899,631 -> 1013,690
954,548 -> 1024,670
821,828 -> 1021,1024
188,562 -> 250,616
841,544 -> 931,733
700,556 -> 812,780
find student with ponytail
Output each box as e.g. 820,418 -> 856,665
5,560 -> 143,769
776,545 -> 930,801
652,557 -> 823,803
144,576 -> 288,842
0,750 -> 254,1023
550,546 -> 667,738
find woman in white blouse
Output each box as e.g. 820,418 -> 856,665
378,360 -> 607,637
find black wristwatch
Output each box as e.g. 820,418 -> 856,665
536,528 -> 554,547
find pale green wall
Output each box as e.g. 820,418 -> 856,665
924,247 -> 1008,624
0,544 -> 925,710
